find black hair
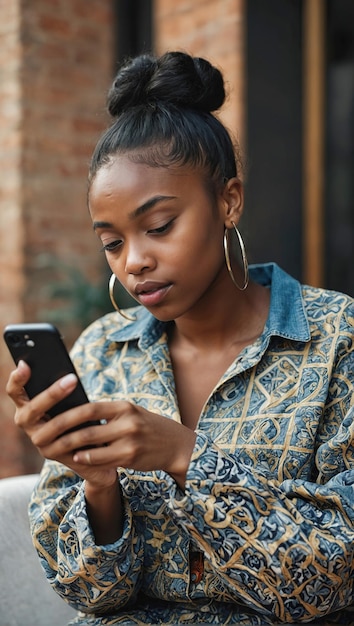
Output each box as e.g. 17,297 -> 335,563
88,51 -> 240,192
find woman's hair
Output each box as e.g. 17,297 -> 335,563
88,51 -> 240,192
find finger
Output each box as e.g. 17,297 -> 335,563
34,409 -> 100,449
38,372 -> 78,412
15,372 -> 79,429
6,360 -> 31,405
56,401 -> 134,445
38,401 -> 135,456
73,444 -> 116,466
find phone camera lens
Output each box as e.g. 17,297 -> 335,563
8,334 -> 22,346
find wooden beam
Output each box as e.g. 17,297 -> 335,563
303,0 -> 326,287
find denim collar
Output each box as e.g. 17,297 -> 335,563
106,263 -> 310,347
251,263 -> 310,342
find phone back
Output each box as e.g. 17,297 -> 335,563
4,323 -> 89,417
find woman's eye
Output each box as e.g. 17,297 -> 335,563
101,240 -> 122,252
148,219 -> 175,235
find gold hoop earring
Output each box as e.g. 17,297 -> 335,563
109,274 -> 136,321
223,222 -> 249,291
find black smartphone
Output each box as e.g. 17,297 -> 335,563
3,323 -> 89,418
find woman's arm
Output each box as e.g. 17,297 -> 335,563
29,460 -> 143,614
85,476 -> 123,545
160,404 -> 354,623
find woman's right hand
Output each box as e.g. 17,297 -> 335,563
5,360 -> 118,489
6,360 -> 124,543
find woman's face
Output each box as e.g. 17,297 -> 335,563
89,154 -> 232,321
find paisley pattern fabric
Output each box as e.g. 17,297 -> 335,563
29,264 -> 354,625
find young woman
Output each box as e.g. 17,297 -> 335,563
6,51 -> 354,625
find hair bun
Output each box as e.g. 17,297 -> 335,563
107,51 -> 226,117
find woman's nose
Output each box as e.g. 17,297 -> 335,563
124,240 -> 154,275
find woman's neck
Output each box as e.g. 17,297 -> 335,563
169,280 -> 271,353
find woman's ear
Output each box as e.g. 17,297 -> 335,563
222,178 -> 244,228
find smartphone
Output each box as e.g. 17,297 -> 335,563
4,323 -> 90,419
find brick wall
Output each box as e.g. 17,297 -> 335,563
21,1 -> 115,332
0,0 -> 115,477
0,0 -> 245,477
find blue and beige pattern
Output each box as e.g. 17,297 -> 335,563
29,264 -> 354,625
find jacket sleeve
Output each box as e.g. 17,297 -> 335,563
29,460 -> 143,615
161,402 -> 354,624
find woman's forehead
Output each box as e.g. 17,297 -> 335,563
91,155 -> 204,194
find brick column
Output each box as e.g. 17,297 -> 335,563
154,0 -> 246,154
0,0 -> 114,477
0,0 -> 26,477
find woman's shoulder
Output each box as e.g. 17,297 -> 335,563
83,306 -> 141,335
300,283 -> 354,340
71,306 -> 149,353
301,282 -> 353,316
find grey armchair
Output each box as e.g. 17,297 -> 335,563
0,473 -> 75,626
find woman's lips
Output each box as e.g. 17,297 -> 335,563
135,282 -> 172,306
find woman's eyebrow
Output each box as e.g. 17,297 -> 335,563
129,195 -> 177,219
93,195 -> 177,231
93,220 -> 114,230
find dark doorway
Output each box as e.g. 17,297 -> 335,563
244,0 -> 303,280
325,0 -> 354,296
114,0 -> 154,62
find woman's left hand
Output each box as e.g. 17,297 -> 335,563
38,400 -> 196,489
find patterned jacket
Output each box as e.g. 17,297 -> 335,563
29,263 -> 354,625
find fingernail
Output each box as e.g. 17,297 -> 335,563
18,360 -> 27,370
59,373 -> 77,390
